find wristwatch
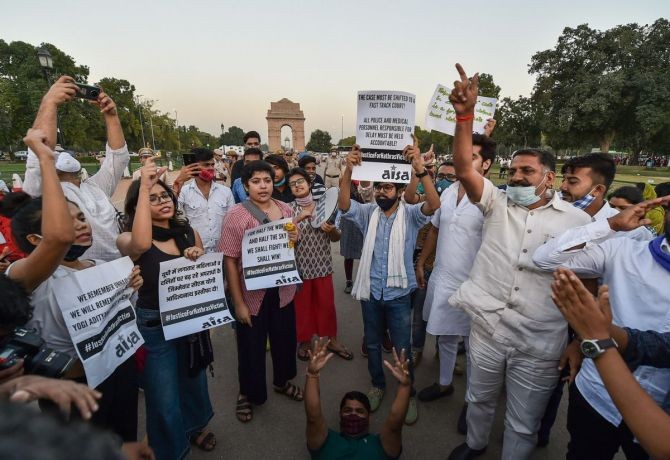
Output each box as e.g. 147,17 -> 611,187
415,170 -> 428,179
580,338 -> 618,359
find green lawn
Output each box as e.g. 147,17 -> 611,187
0,159 -> 161,183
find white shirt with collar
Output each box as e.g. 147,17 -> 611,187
448,179 -> 591,360
533,233 -> 670,426
23,144 -> 129,262
424,182 -> 484,336
592,201 -> 654,241
178,180 -> 234,253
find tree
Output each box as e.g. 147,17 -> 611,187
529,19 -> 670,154
219,126 -> 245,146
337,135 -> 356,146
305,129 -> 332,152
477,73 -> 501,99
494,96 -> 542,150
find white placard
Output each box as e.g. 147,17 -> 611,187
353,91 -> 416,183
425,84 -> 497,136
53,257 -> 144,388
242,218 -> 302,290
158,252 -> 232,340
310,187 -> 340,228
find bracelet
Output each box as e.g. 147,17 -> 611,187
415,170 -> 428,179
456,114 -> 474,122
306,372 -> 320,378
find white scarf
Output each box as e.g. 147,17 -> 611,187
352,202 -> 407,301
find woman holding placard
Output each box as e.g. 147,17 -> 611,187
287,167 -> 353,361
218,160 -> 302,424
117,158 -> 216,459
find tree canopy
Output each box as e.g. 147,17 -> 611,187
305,129 -> 332,152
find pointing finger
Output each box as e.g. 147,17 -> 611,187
455,63 -> 468,84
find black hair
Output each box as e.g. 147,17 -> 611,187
608,186 -> 644,205
561,153 -> 616,190
340,391 -> 371,414
655,182 -> 670,198
243,147 -> 263,160
190,147 -> 214,162
265,154 -> 289,175
243,131 -> 261,143
0,402 -> 125,460
0,192 -> 43,254
123,179 -> 186,232
439,161 -> 455,168
287,167 -> 311,185
298,155 -> 317,168
472,134 -> 496,172
372,182 -> 405,191
241,160 -> 275,186
512,148 -> 556,172
0,275 -> 33,330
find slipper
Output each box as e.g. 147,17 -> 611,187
190,430 -> 217,451
327,346 -> 354,361
274,382 -> 303,401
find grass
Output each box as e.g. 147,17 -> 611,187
0,159 -> 163,183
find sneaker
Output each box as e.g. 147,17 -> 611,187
404,397 -> 419,425
361,337 -> 368,358
367,387 -> 385,412
382,330 -> 392,353
412,350 -> 422,368
344,280 -> 353,294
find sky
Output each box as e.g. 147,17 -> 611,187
3,0 -> 669,146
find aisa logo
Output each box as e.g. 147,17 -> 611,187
275,274 -> 301,285
381,165 -> 410,181
201,316 -> 233,329
115,331 -> 142,358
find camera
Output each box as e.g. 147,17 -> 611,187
74,82 -> 101,100
0,327 -> 74,378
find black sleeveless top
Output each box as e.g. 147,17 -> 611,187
136,226 -> 195,310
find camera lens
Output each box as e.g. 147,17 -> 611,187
90,88 -> 100,98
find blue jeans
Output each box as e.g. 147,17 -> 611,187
362,294 -> 415,393
136,308 -> 214,460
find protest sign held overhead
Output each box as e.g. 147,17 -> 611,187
354,90 -> 416,183
158,252 -> 232,340
425,84 -> 497,136
52,257 -> 143,389
242,217 -> 302,290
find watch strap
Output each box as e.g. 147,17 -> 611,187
415,170 -> 428,178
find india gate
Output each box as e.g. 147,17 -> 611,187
266,98 -> 306,152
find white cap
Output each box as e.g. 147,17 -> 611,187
55,152 -> 81,173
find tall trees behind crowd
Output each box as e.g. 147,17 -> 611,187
2,18 -> 669,159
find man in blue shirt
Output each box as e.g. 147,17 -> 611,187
231,148 -> 263,203
338,139 -> 440,425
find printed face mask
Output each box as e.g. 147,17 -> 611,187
340,413 -> 369,438
571,188 -> 597,210
198,169 -> 215,182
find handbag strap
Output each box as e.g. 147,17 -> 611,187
241,199 -> 271,224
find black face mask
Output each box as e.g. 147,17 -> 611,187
63,244 -> 90,261
375,196 -> 398,211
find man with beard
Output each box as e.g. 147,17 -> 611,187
304,337 -> 410,459
338,136 -> 440,425
444,64 -> 591,460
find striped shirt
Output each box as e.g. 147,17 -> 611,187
218,200 -> 297,315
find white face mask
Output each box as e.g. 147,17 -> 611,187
506,174 -> 547,207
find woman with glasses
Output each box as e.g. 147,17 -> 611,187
287,168 -> 352,362
117,158 -> 216,459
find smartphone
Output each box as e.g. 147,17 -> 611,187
74,82 -> 102,100
182,153 -> 200,176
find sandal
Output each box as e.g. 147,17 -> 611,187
190,430 -> 217,451
274,381 -> 304,401
297,345 -> 310,361
327,346 -> 354,361
236,395 -> 253,423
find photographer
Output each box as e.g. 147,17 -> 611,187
22,76 -> 130,262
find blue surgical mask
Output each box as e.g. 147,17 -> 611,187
436,179 -> 453,195
506,174 -> 547,207
274,177 -> 286,187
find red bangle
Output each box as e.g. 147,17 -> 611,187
456,114 -> 474,122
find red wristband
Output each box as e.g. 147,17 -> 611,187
456,114 -> 474,122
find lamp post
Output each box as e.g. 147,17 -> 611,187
135,95 -> 147,148
36,47 -> 64,146
174,109 -> 181,152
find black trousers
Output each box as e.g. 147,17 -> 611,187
236,288 -> 297,405
567,383 -> 649,460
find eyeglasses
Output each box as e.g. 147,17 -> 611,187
149,192 -> 171,205
374,183 -> 396,193
288,178 -> 307,188
437,173 -> 457,181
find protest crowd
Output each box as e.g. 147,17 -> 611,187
0,65 -> 669,460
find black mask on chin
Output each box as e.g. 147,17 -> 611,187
375,195 -> 398,211
63,244 -> 90,261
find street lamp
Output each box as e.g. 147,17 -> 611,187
37,47 -> 64,146
174,109 -> 181,152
